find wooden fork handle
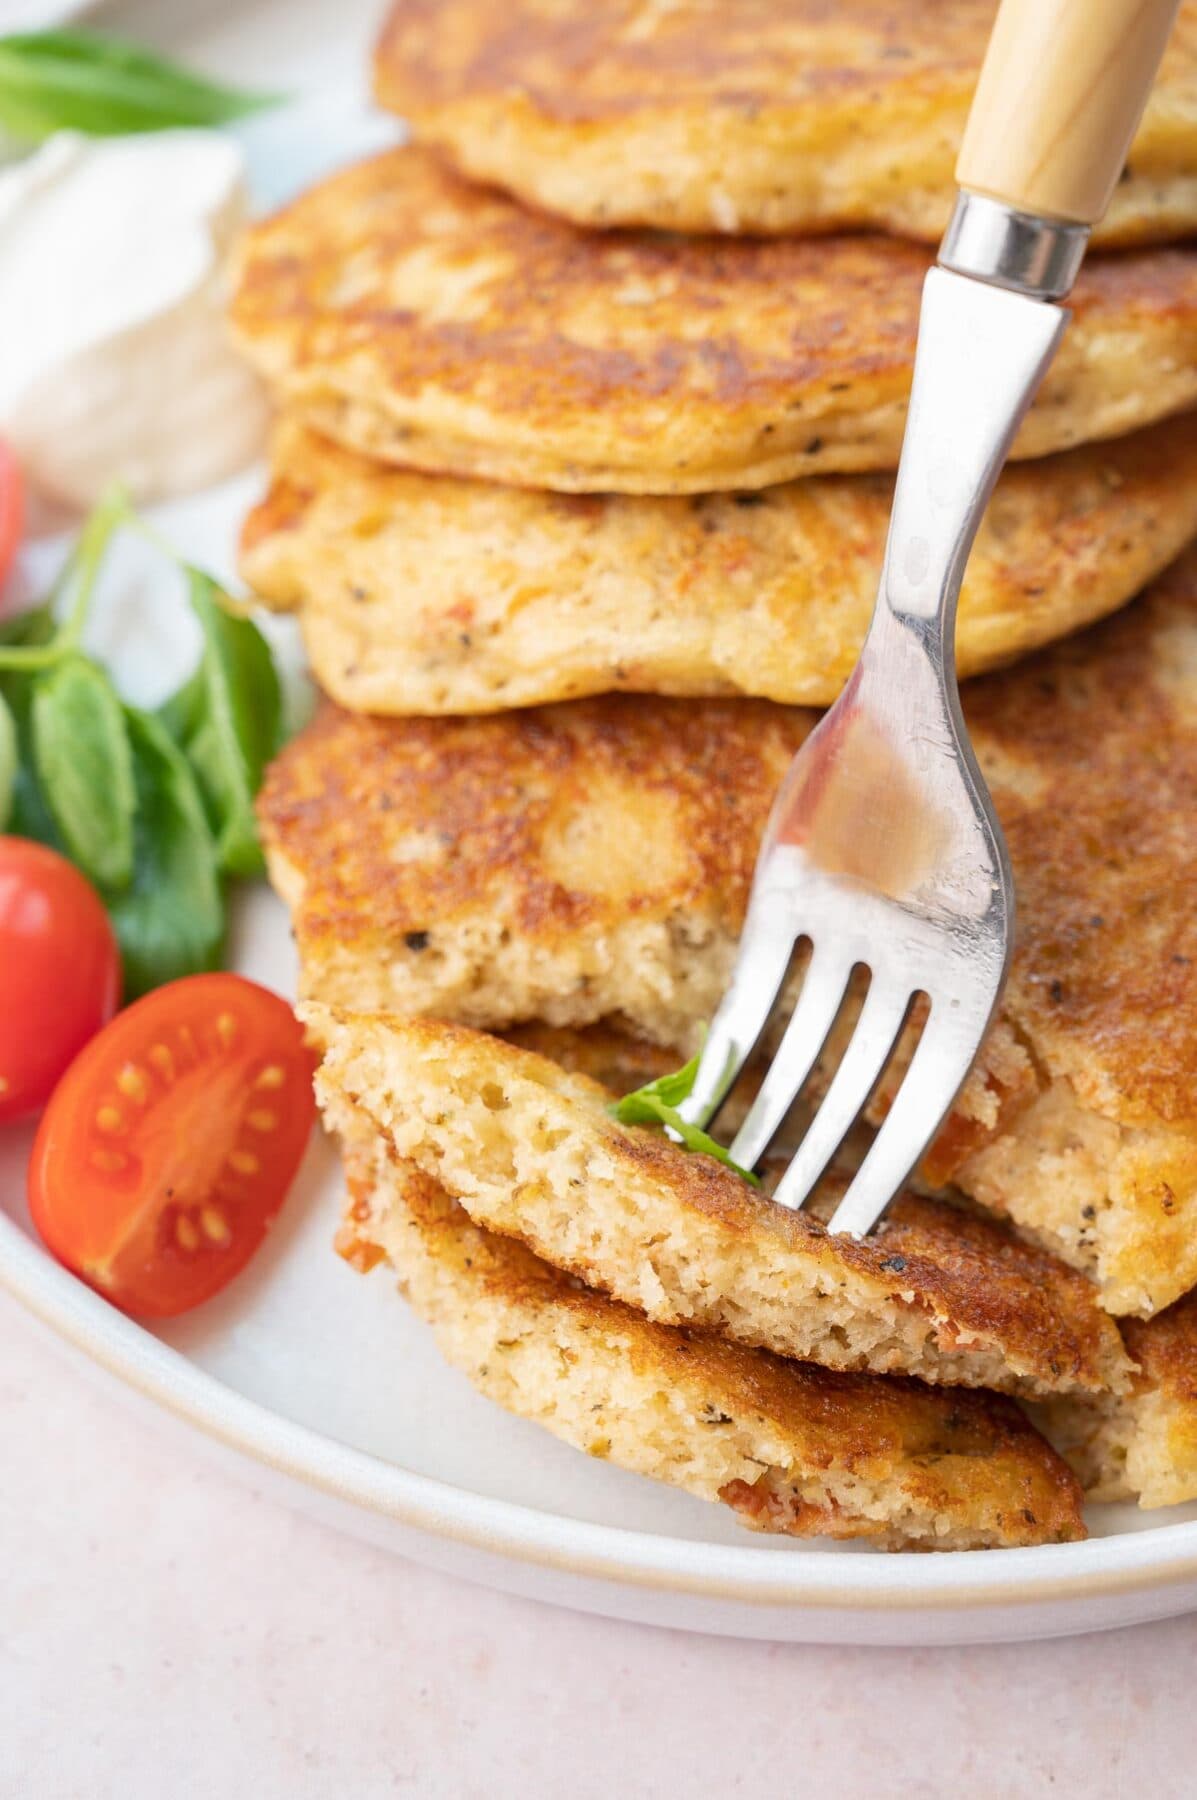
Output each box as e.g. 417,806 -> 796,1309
957,0 -> 1182,226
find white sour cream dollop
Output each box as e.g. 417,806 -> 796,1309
0,129 -> 270,508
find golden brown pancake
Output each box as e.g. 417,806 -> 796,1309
337,1133 -> 1086,1549
228,148 -> 1197,494
311,1003 -> 1128,1400
260,553 -> 1197,1317
242,414 -> 1197,712
374,0 -> 1197,245
1038,1290 -> 1197,1509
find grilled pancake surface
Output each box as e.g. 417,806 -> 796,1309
374,0 -> 1197,244
261,557 -> 1197,1316
229,148 -> 1197,493
311,1005 -> 1127,1399
337,1136 -> 1086,1549
242,415 -> 1197,712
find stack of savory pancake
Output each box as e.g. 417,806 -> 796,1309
230,1 -> 1197,1549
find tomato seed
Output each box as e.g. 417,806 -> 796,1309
117,1065 -> 148,1104
200,1205 -> 231,1245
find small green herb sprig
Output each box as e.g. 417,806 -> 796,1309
610,1051 -> 760,1185
0,489 -> 283,997
0,28 -> 280,143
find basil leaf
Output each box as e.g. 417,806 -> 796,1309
0,668 -> 60,848
31,654 -> 135,891
0,689 -> 16,830
610,1054 -> 760,1185
164,572 -> 281,879
614,1051 -> 702,1112
0,30 -> 279,141
156,665 -> 205,745
107,707 -> 224,998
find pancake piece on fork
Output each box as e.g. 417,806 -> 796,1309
240,414 -> 1197,714
260,556 -> 1197,1317
309,1005 -> 1129,1401
373,0 -> 1197,245
334,1129 -> 1086,1550
228,148 -> 1197,494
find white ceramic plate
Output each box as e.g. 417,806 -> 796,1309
5,478 -> 1197,1649
5,78 -> 1197,1651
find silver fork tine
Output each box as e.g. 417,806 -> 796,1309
823,1006 -> 988,1238
728,953 -> 854,1170
771,979 -> 913,1212
673,895 -> 797,1131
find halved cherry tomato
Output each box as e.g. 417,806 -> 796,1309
28,973 -> 316,1318
0,440 -> 24,598
0,838 -> 120,1121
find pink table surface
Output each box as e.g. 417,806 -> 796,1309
4,5 -> 1194,1793
1,1285 -> 1192,1799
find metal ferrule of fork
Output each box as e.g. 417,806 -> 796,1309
672,192 -> 1087,1237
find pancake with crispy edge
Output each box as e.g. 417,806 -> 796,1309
228,148 -> 1197,495
309,1004 -> 1129,1400
373,0 -> 1197,245
334,1131 -> 1086,1550
260,554 -> 1197,1318
241,414 -> 1197,713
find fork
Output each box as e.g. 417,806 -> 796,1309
676,0 -> 1182,1237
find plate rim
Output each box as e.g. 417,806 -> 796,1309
7,1206 -> 1197,1616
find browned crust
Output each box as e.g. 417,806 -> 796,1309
372,0 -> 1197,245
259,691 -> 796,951
228,147 -> 1197,493
1123,1288 -> 1197,1404
375,0 -> 1017,119
964,553 -> 1197,1129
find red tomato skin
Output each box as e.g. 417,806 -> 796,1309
0,440 -> 24,600
28,972 -> 316,1318
0,839 -> 120,1121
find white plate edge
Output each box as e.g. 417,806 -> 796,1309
8,1207 -> 1197,1616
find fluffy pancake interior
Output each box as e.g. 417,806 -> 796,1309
1039,1288 -> 1197,1510
308,1005 -> 1128,1400
338,1128 -> 1086,1550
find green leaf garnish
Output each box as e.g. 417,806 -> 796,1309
32,653 -> 136,890
106,708 -> 225,998
0,487 -> 286,997
0,29 -> 280,142
0,665 -> 61,849
0,689 -> 16,830
610,1053 -> 760,1185
158,572 -> 281,878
